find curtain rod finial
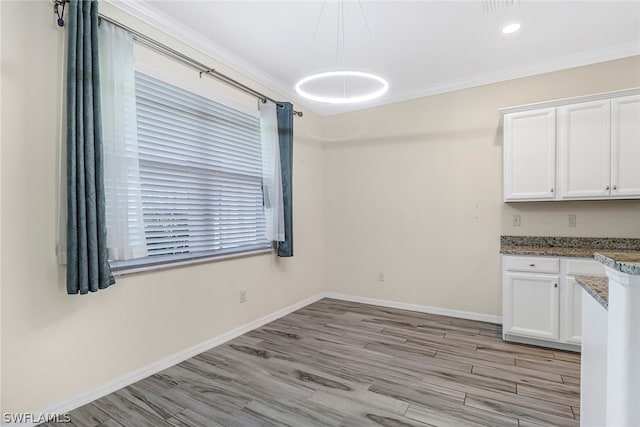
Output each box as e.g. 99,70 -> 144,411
53,0 -> 67,27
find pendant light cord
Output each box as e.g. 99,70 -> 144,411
334,1 -> 341,71
341,0 -> 346,97
300,1 -> 328,77
358,0 -> 375,46
300,0 -> 375,85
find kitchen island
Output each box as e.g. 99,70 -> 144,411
577,251 -> 640,427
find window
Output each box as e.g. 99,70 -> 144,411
111,72 -> 270,271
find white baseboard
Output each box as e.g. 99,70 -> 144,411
324,293 -> 502,325
17,294 -> 324,427
15,292 -> 500,426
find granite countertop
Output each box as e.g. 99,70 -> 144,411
500,236 -> 640,275
575,275 -> 608,310
500,245 -> 601,258
594,251 -> 640,276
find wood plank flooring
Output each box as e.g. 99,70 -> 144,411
42,298 -> 581,427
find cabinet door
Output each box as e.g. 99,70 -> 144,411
562,258 -> 605,345
504,108 -> 556,201
563,277 -> 583,344
557,100 -> 611,199
611,94 -> 640,198
503,273 -> 560,340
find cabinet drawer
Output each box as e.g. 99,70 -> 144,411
564,258 -> 605,276
504,256 -> 560,274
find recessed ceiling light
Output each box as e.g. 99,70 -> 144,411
502,23 -> 521,34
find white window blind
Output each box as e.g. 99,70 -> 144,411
112,72 -> 270,269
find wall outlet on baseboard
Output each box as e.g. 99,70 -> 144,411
239,290 -> 247,303
512,215 -> 521,227
568,215 -> 576,227
377,272 -> 385,282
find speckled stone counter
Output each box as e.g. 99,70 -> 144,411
501,236 -> 640,250
594,251 -> 640,275
576,275 -> 608,309
500,245 -> 602,257
500,236 -> 640,259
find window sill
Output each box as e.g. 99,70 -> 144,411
110,247 -> 274,277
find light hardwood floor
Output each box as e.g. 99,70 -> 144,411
42,298 -> 581,427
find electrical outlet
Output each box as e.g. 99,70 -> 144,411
512,215 -> 521,227
239,290 -> 247,303
568,215 -> 577,227
377,272 -> 385,282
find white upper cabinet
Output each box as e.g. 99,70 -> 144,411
558,100 -> 611,199
503,108 -> 556,201
502,89 -> 640,202
611,94 -> 640,198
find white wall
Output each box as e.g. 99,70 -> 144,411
322,56 -> 640,318
0,1 -> 325,414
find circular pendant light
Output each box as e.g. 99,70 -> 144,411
296,1 -> 387,105
295,70 -> 388,104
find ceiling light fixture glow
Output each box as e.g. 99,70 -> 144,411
295,71 -> 389,104
502,23 -> 521,34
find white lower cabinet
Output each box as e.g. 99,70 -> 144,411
502,254 -> 605,350
562,277 -> 583,344
561,258 -> 606,345
503,272 -> 560,340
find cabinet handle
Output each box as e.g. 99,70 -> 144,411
606,185 -> 610,191
550,188 -> 554,193
529,264 -> 535,267
613,185 -> 617,190
554,283 -> 558,288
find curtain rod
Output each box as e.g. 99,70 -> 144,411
54,1 -> 303,117
101,15 -> 303,117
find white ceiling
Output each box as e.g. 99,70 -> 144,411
114,0 -> 640,116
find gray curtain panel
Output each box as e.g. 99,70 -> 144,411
276,102 -> 294,257
66,0 -> 115,294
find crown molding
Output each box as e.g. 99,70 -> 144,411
325,40 -> 640,117
103,0 -> 317,112
298,37 -> 637,117
499,87 -> 640,116
102,1 -> 639,118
